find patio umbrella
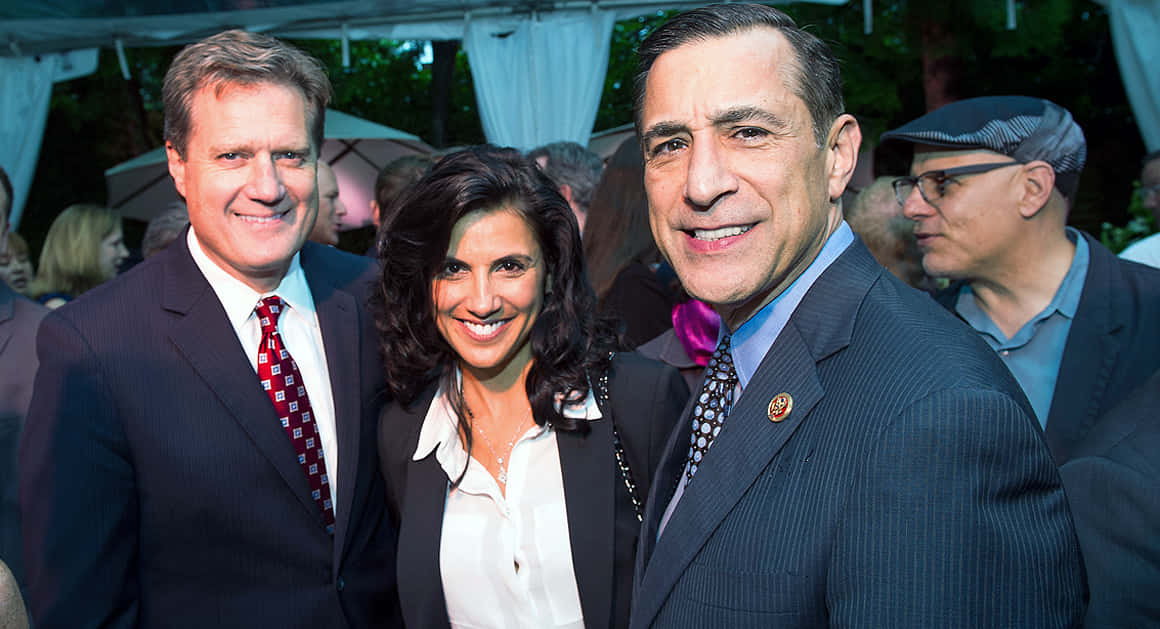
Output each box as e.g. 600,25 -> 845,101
105,108 -> 433,227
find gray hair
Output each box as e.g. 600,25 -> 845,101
634,3 -> 844,147
163,29 -> 331,158
142,202 -> 190,259
527,141 -> 604,210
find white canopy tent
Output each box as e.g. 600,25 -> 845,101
3,1 -> 1155,227
0,0 -> 853,229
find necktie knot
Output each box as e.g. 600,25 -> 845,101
255,296 -> 285,334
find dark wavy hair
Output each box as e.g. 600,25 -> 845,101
374,145 -> 621,441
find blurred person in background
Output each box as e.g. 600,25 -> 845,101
0,231 -> 35,296
583,137 -> 677,347
31,204 -> 128,308
529,141 -> 603,232
141,201 -> 189,259
1119,150 -> 1160,268
370,154 -> 434,229
845,177 -> 934,292
308,161 -> 346,246
0,163 -> 47,609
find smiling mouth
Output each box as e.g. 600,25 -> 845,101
459,318 -> 511,340
235,209 -> 290,224
688,224 -> 753,242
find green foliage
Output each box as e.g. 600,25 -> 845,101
1101,183 -> 1156,253
292,39 -> 484,147
594,10 -> 676,132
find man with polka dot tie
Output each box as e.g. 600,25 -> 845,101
20,30 -> 400,628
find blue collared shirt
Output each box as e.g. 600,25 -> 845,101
729,221 -> 856,389
658,221 -> 854,537
954,228 -> 1089,428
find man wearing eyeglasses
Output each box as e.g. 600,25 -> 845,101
883,96 -> 1160,465
1119,150 -> 1160,268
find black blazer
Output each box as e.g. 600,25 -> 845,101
378,352 -> 687,629
20,234 -> 399,628
936,231 -> 1160,463
1060,368 -> 1160,628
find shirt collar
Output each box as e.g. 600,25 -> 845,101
413,368 -> 602,465
728,221 -> 855,389
187,228 -> 316,328
954,226 -> 1089,343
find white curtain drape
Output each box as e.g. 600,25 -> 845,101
0,48 -> 97,229
464,9 -> 616,151
1096,0 -> 1160,152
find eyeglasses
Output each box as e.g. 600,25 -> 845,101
893,161 -> 1024,206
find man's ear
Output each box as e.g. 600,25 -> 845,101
1016,161 -> 1056,219
166,142 -> 188,199
826,114 -> 861,203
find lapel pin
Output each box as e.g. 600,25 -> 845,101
767,393 -> 793,422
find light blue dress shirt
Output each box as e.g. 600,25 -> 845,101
659,222 -> 854,536
954,228 -> 1089,428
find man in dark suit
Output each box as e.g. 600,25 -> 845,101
20,31 -> 398,628
1,165 -> 48,596
882,97 -> 1160,464
1059,369 -> 1160,627
630,5 -> 1085,627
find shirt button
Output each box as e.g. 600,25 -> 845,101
1000,350 -> 1010,357
336,576 -> 345,591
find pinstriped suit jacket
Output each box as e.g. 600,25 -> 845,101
631,239 -> 1086,628
19,234 -> 399,628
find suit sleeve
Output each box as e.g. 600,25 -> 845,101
1060,453 -> 1160,628
828,387 -> 1086,628
19,313 -> 139,629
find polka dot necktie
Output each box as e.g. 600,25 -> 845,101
685,335 -> 737,483
255,296 -> 335,535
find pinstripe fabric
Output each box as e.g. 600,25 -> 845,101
631,239 -> 1085,629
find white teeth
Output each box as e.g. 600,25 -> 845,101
236,212 -> 285,223
464,320 -> 504,336
693,225 -> 751,241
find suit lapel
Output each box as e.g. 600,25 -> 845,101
1045,234 -> 1123,462
162,238 -> 321,520
634,324 -> 823,626
300,245 -> 364,560
557,419 -> 616,629
398,450 -> 452,629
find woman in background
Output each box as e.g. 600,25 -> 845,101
581,137 -> 677,347
32,204 -> 128,308
0,231 -> 35,295
375,146 -> 687,629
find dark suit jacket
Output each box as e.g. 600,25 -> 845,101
936,231 -> 1160,463
19,235 -> 399,628
379,352 -> 687,629
1059,369 -> 1160,628
0,283 -> 47,591
632,240 -> 1086,628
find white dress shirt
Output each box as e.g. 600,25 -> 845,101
187,229 -> 340,509
414,373 -> 601,629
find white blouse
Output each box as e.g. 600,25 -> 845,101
412,378 -> 602,629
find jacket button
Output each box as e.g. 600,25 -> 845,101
336,576 -> 345,591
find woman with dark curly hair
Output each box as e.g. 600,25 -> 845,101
374,145 -> 688,629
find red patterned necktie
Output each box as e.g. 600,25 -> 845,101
255,296 -> 335,534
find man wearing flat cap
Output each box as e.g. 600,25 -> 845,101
883,96 -> 1160,465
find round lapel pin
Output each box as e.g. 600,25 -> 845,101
767,393 -> 793,422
